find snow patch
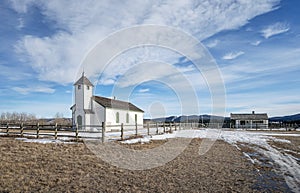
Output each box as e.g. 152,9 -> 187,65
15,138 -> 75,144
121,136 -> 151,144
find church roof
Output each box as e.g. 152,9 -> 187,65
74,76 -> 94,86
93,96 -> 144,112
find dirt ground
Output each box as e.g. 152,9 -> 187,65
0,136 -> 292,193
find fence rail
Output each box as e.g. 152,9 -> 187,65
0,122 -> 201,142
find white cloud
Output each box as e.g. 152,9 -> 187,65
0,65 -> 31,81
96,46 -> 184,86
251,40 -> 261,46
9,0 -> 35,13
138,88 -> 150,93
12,86 -> 55,95
12,0 -> 280,85
205,39 -> 219,48
261,22 -> 290,39
219,47 -> 300,86
17,17 -> 24,30
115,61 -> 178,88
222,51 -> 244,60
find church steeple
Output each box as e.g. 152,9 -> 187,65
72,73 -> 94,127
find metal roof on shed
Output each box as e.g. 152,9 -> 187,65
230,113 -> 268,120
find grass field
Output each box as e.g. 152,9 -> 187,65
1,132 -> 298,192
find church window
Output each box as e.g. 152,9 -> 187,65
116,112 -> 119,123
126,113 -> 129,123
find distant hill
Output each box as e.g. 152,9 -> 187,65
149,113 -> 300,123
269,113 -> 300,122
151,115 -> 230,123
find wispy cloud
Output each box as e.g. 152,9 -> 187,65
205,39 -> 219,48
0,64 -> 31,81
222,51 -> 244,60
16,17 -> 24,30
220,47 -> 300,84
251,40 -> 261,46
261,22 -> 290,39
12,86 -> 55,95
138,88 -> 150,93
11,0 -> 280,84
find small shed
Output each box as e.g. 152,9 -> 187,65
230,111 -> 268,129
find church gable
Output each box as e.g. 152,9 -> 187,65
74,76 -> 94,86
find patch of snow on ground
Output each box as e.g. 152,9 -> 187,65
15,138 -> 74,144
121,136 -> 151,144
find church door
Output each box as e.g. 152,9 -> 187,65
77,115 -> 82,129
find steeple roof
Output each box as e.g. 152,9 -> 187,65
74,73 -> 94,86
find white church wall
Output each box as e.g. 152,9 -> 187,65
91,102 -> 105,126
105,108 -> 143,131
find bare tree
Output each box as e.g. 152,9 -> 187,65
54,112 -> 70,125
0,112 -> 37,124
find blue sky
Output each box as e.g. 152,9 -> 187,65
0,0 -> 299,118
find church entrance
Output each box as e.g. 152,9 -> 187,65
77,115 -> 82,129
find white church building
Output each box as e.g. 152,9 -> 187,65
70,73 -> 144,130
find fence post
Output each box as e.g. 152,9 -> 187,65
102,122 -> 106,143
156,122 -> 158,134
170,123 -> 172,133
175,123 -> 177,131
55,123 -> 58,140
75,123 -> 79,141
20,123 -> 24,137
147,123 -> 150,136
179,122 -> 181,130
6,123 -> 9,135
163,122 -> 166,133
121,123 -> 124,140
135,122 -> 138,136
36,122 -> 40,139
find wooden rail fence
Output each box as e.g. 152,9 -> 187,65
0,122 -> 203,142
2,122 -> 295,142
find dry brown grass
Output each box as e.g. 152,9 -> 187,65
0,137 -> 290,192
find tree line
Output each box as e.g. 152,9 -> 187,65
0,111 -> 72,125
0,112 -> 37,124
